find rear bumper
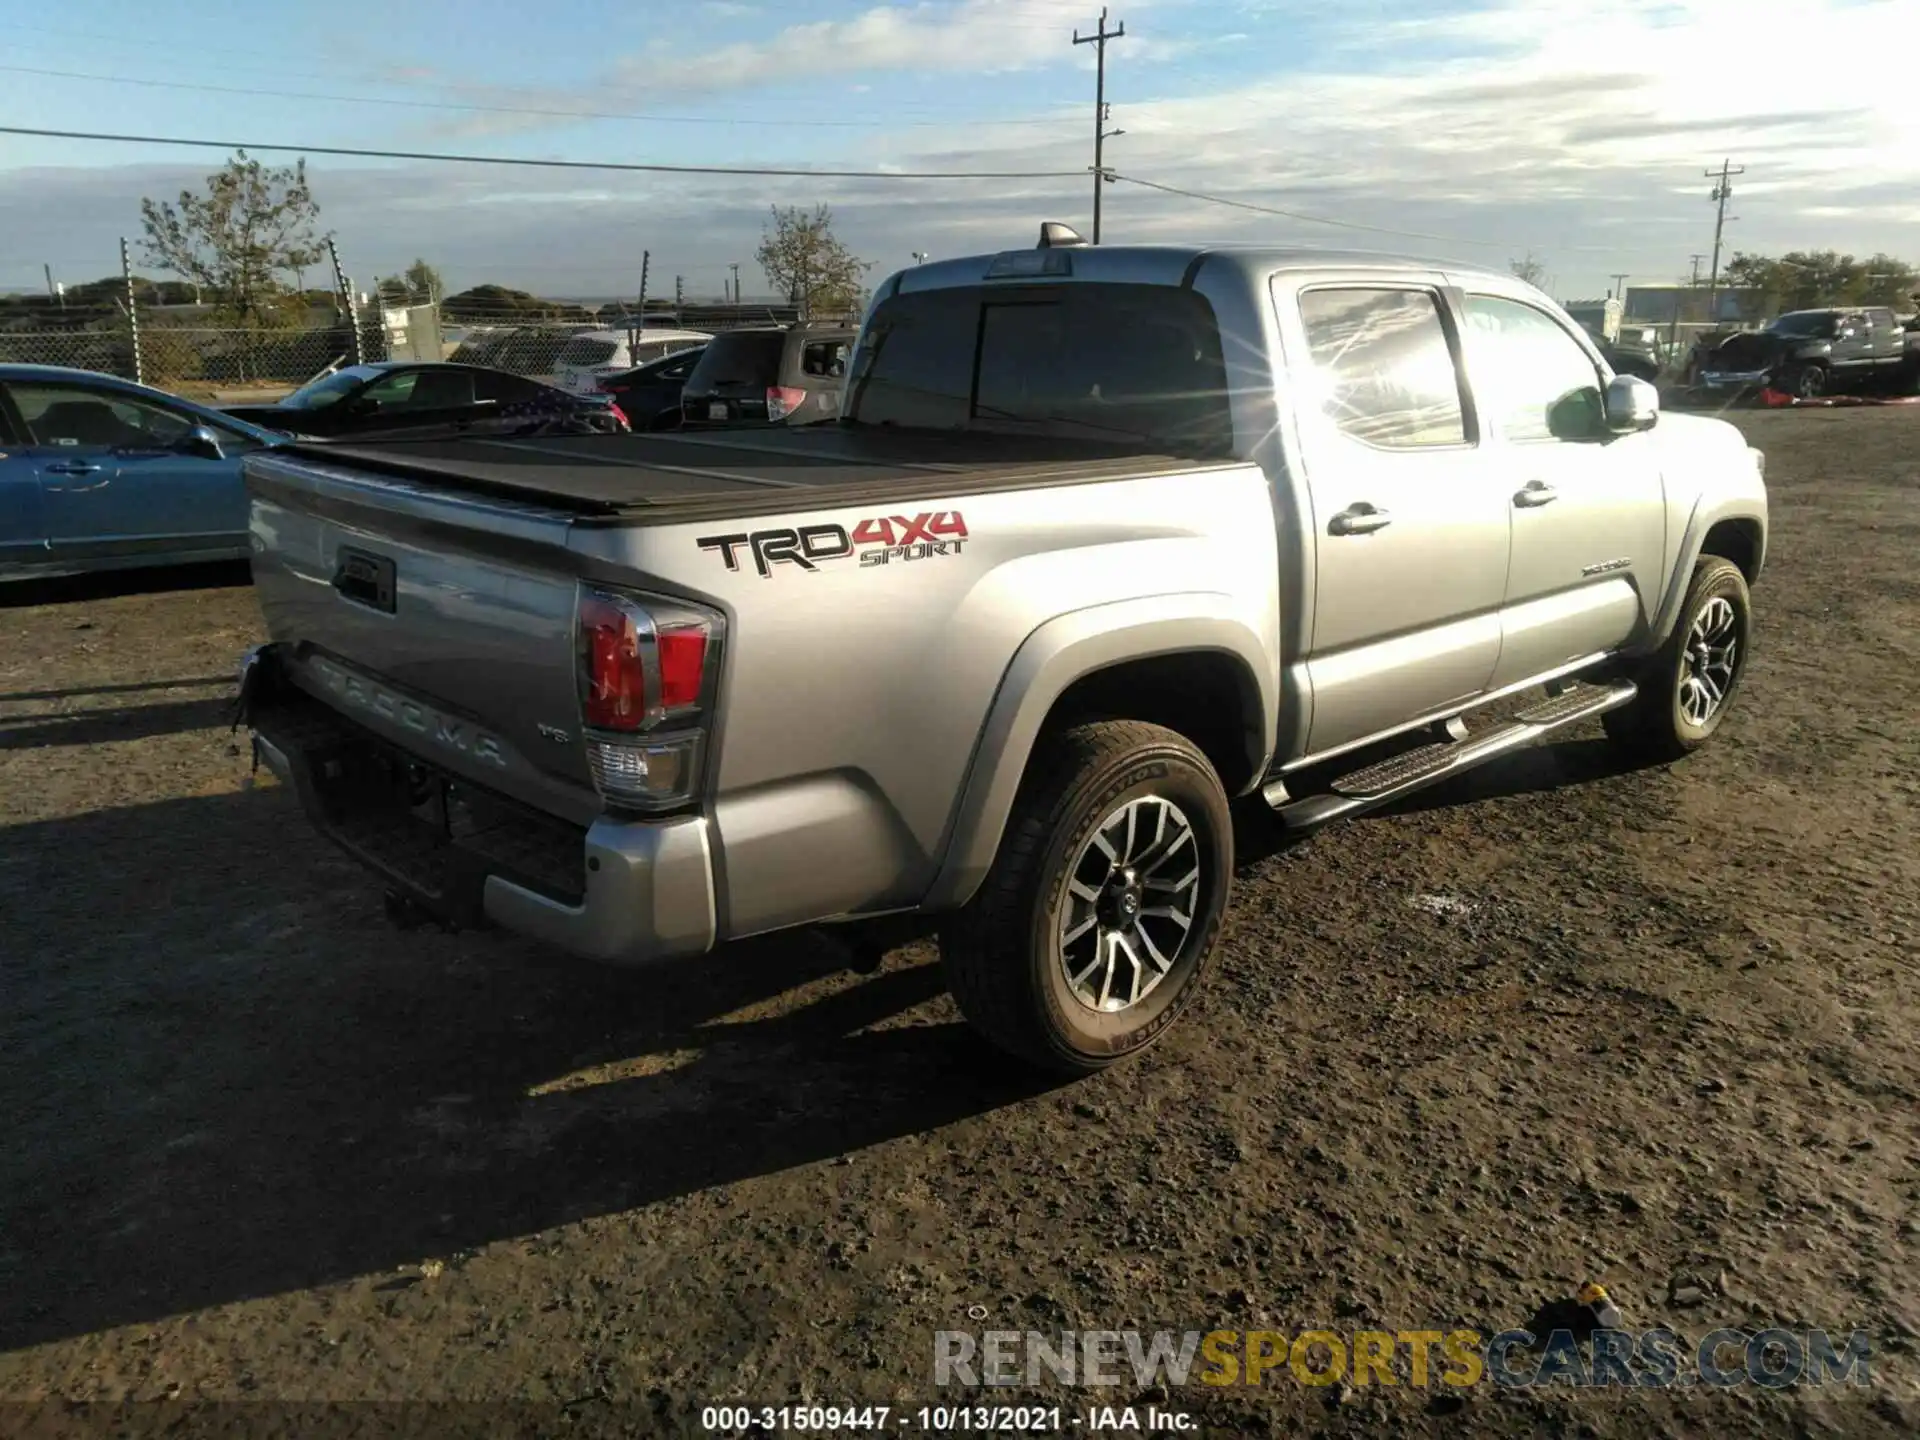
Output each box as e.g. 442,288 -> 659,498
1697,368 -> 1772,388
240,644 -> 716,966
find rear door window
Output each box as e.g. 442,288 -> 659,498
1295,287 -> 1468,449
472,370 -> 546,404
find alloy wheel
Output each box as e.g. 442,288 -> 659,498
1679,595 -> 1740,726
1058,795 -> 1202,1013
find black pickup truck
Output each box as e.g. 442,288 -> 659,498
1695,307 -> 1920,400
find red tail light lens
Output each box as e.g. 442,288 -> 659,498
766,385 -> 806,421
576,587 -> 719,733
656,627 -> 707,709
606,401 -> 631,431
579,592 -> 646,729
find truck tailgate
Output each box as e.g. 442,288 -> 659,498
246,447 -> 604,824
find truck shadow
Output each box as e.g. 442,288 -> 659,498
0,696 -> 236,750
0,787 -> 1059,1351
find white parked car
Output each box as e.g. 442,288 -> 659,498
550,328 -> 711,396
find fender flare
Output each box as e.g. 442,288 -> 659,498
921,592 -> 1276,912
1645,498 -> 1767,649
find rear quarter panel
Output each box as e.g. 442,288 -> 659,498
593,464 -> 1281,938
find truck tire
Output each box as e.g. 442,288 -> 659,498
940,720 -> 1233,1075
1786,362 -> 1826,400
1603,557 -> 1751,762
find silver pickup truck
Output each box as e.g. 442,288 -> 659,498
238,227 -> 1768,1074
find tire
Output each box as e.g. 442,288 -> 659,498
939,720 -> 1233,1075
1786,363 -> 1827,400
1603,557 -> 1751,762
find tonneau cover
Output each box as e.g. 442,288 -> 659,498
267,426 -> 1230,522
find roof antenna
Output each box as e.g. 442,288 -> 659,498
1038,221 -> 1090,249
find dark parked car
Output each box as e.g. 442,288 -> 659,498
1,364 -> 287,581
1695,308 -> 1920,400
678,324 -> 854,429
222,362 -> 630,440
1599,326 -> 1662,383
594,344 -> 707,431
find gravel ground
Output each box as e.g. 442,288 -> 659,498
1,409 -> 1916,1437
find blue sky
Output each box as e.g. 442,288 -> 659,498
3,0 -> 1916,301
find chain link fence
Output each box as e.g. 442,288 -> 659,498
0,293 -> 852,394
0,307 -> 385,396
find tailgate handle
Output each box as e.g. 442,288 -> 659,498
332,546 -> 397,613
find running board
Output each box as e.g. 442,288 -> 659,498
1270,680 -> 1637,831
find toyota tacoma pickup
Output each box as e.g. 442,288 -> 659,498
237,227 -> 1768,1074
1696,306 -> 1920,400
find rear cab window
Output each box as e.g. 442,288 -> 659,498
843,284 -> 1232,452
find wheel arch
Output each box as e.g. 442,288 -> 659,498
922,594 -> 1276,912
1645,495 -> 1767,650
1700,517 -> 1763,584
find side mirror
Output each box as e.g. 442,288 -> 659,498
178,425 -> 225,460
1604,375 -> 1659,434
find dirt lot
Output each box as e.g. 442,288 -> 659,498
1,409 -> 1916,1437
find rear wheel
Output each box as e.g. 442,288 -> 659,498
1603,557 -> 1751,762
940,721 -> 1233,1075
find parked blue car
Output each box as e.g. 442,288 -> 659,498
0,364 -> 288,582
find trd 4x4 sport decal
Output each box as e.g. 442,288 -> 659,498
697,511 -> 968,578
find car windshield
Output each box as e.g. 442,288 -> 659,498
277,366 -> 386,410
1766,312 -> 1838,338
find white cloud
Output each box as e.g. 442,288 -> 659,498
5,0 -> 1916,300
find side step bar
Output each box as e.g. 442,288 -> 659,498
1267,680 -> 1637,832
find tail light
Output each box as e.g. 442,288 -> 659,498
766,385 -> 806,421
575,586 -> 723,810
605,401 -> 631,431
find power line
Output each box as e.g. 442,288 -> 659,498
0,126 -> 1087,180
1107,172 -> 1625,253
0,63 -> 1069,131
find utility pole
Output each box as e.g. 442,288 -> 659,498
1073,7 -> 1125,243
1704,159 -> 1743,327
44,262 -> 56,301
912,251 -> 929,266
1608,272 -> 1629,299
637,249 -> 650,318
674,274 -> 684,326
327,237 -> 363,366
121,237 -> 143,385
730,262 -> 741,305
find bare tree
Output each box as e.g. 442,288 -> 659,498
139,150 -> 328,328
755,205 -> 869,315
1509,252 -> 1549,289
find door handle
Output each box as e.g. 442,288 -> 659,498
1514,481 -> 1559,508
42,461 -> 103,476
1328,503 -> 1392,536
